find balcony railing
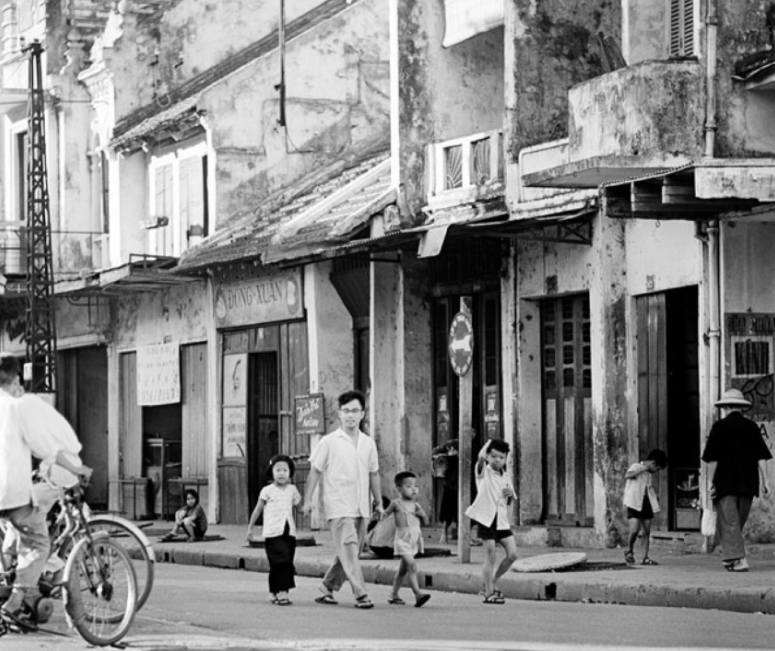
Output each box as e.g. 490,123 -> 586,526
427,129 -> 504,210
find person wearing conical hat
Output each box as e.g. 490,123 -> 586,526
702,389 -> 772,572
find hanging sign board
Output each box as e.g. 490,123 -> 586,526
214,268 -> 303,328
137,342 -> 180,405
448,311 -> 474,377
294,393 -> 325,435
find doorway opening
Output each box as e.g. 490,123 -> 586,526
247,351 -> 280,512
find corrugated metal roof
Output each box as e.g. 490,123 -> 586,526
176,147 -> 391,272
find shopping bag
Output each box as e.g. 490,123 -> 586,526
701,505 -> 717,536
366,512 -> 396,558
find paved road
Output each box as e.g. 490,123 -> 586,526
5,562 -> 775,650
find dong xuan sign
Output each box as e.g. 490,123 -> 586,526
214,269 -> 303,328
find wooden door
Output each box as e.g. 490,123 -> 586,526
181,342 -> 209,509
541,295 -> 593,526
247,350 -> 280,511
636,293 -> 669,529
119,352 -> 143,479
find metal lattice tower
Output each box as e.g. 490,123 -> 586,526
24,42 -> 57,394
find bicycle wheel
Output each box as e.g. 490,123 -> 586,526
63,537 -> 137,647
86,515 -> 155,614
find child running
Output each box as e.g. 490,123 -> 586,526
385,471 -> 431,607
623,448 -> 668,566
465,439 -> 517,604
246,454 -> 302,605
161,489 -> 208,542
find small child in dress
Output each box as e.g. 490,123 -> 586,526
246,454 -> 302,606
162,489 -> 208,542
465,439 -> 517,604
623,448 -> 668,566
385,471 -> 431,607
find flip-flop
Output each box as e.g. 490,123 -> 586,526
483,592 -> 505,604
388,596 -> 406,605
277,598 -> 292,606
641,557 -> 659,566
624,550 -> 635,565
354,595 -> 374,609
314,594 -> 338,605
414,594 -> 431,608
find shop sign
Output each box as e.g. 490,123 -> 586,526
223,406 -> 247,457
214,268 -> 303,328
448,311 -> 474,377
137,342 -> 180,406
726,312 -> 775,420
294,393 -> 325,435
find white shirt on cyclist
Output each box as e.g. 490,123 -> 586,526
0,391 -> 82,511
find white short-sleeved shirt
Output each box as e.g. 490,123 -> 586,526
465,463 -> 513,530
309,428 -> 379,520
623,462 -> 660,513
0,392 -> 81,510
258,483 -> 301,538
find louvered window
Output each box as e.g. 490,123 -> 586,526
670,0 -> 694,57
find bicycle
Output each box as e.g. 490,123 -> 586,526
0,481 -> 138,646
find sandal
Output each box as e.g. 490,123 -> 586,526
277,598 -> 292,606
314,594 -> 338,605
483,592 -> 505,604
415,593 -> 431,608
624,550 -> 635,565
387,596 -> 405,605
354,595 -> 374,609
641,557 -> 659,566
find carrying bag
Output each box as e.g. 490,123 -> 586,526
366,512 -> 396,559
701,505 -> 717,536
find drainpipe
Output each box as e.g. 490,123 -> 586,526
704,0 -> 718,158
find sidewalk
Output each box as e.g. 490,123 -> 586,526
145,522 -> 775,615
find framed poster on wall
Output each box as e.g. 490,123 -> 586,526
223,353 -> 247,407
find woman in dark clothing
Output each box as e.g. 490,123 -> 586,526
702,388 -> 771,572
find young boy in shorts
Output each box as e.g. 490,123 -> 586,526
623,449 -> 668,566
465,439 -> 518,604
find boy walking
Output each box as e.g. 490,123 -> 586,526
623,449 -> 668,566
465,439 -> 517,604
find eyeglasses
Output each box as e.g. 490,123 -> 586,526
339,408 -> 363,415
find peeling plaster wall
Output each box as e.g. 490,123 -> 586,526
396,1 -> 504,216
622,0 -> 667,64
204,0 -> 389,225
506,0 -> 620,164
114,281 -> 209,349
716,1 -> 775,158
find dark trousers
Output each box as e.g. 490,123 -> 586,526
265,523 -> 296,594
715,494 -> 753,562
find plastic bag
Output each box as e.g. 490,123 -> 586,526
701,506 -> 717,536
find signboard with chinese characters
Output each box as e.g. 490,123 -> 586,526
448,311 -> 474,377
136,343 -> 180,406
223,407 -> 247,457
294,393 -> 325,435
214,268 -> 303,328
726,312 -> 775,420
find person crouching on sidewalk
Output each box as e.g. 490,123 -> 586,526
623,449 -> 668,566
465,439 -> 518,604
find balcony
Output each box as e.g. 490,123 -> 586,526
523,59 -> 704,189
426,129 -> 504,211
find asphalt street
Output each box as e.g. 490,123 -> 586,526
4,562 -> 775,651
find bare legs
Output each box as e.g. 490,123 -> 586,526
482,536 -> 518,597
627,517 -> 652,562
390,553 -> 430,606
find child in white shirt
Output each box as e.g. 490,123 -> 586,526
246,455 -> 302,605
623,449 -> 668,566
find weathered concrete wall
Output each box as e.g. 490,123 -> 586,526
505,0 -> 620,164
114,281 -> 209,349
567,60 -> 704,164
625,220 -> 701,296
622,0 -> 667,64
716,1 -> 775,158
396,1 -> 504,216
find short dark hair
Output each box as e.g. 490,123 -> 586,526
394,471 -> 417,487
0,353 -> 20,387
488,439 -> 510,456
647,449 -> 668,468
338,389 -> 366,410
268,454 -> 295,478
184,489 -> 199,504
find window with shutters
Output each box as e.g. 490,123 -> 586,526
669,0 -> 695,57
148,139 -> 209,257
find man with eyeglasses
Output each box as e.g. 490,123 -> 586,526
304,389 -> 383,609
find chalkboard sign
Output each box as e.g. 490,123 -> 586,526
294,393 -> 325,435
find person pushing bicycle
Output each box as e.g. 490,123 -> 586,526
0,353 -> 92,621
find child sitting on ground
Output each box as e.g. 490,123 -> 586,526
623,448 -> 668,566
162,489 -> 208,542
385,471 -> 431,607
465,439 -> 518,604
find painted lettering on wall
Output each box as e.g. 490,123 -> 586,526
726,313 -> 775,421
214,269 -> 303,328
136,343 -> 180,406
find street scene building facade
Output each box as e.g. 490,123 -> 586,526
0,0 -> 774,548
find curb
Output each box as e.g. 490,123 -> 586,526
153,547 -> 775,615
